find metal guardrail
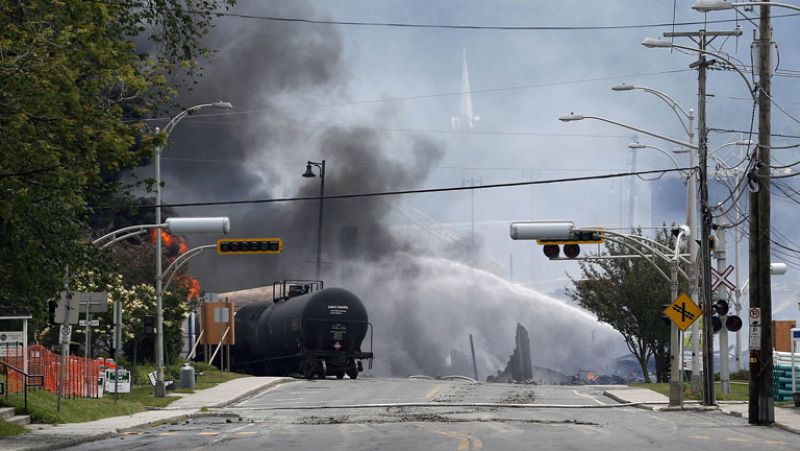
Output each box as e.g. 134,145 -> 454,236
0,360 -> 44,414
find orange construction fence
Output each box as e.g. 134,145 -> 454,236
1,344 -> 103,398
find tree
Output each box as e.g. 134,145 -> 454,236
0,0 -> 234,327
567,229 -> 680,383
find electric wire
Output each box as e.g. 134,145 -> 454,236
95,166 -> 694,211
125,68 -> 693,123
94,1 -> 800,31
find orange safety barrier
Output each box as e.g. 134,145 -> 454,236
1,344 -> 103,398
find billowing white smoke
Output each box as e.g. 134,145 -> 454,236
344,253 -> 628,379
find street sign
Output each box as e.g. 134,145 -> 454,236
77,292 -> 108,313
0,331 -> 23,345
56,292 -> 81,325
78,319 -> 100,327
59,324 -> 71,345
664,293 -> 702,331
749,307 -> 762,350
711,265 -> 735,292
105,369 -> 131,393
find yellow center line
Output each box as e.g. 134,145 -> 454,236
426,384 -> 445,401
726,437 -> 749,443
198,432 -> 219,436
159,432 -> 178,436
688,435 -> 710,440
766,441 -> 786,445
436,431 -> 484,450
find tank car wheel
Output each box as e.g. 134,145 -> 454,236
299,360 -> 314,379
315,360 -> 327,379
345,359 -> 358,379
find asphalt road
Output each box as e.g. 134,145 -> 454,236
71,378 -> 798,450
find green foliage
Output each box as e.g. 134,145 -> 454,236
0,389 -> 143,424
568,228 -> 682,383
0,0 -> 234,327
0,418 -> 27,437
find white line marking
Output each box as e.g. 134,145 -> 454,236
572,389 -> 606,405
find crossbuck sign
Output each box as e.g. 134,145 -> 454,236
711,265 -> 735,292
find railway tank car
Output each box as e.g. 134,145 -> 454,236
230,282 -> 373,379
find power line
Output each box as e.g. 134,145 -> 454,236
107,166 -> 693,210
98,1 -> 800,31
128,69 -> 693,123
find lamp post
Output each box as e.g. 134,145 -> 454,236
611,85 -> 704,391
558,114 -> 696,406
559,114 -> 697,151
92,217 -> 229,400
693,0 -> 800,13
153,101 -> 232,398
303,160 -> 326,281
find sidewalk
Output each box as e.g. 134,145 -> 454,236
604,386 -> 800,435
0,376 -> 292,451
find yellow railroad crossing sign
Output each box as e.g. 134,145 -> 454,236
664,293 -> 702,331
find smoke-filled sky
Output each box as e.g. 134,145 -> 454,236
139,0 -> 800,375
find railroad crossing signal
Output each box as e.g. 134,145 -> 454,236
217,238 -> 283,254
664,293 -> 702,331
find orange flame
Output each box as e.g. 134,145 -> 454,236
188,278 -> 201,299
161,230 -> 174,248
149,230 -> 189,256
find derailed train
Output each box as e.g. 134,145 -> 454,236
226,282 -> 373,379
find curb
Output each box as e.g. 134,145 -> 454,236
3,377 -> 294,451
602,391 -> 667,411
719,407 -> 800,436
214,377 -> 294,408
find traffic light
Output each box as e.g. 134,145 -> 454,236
537,231 -> 604,260
217,238 -> 282,254
144,315 -> 154,334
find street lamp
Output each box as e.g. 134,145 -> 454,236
693,0 -> 800,12
611,84 -> 694,139
641,38 -> 756,97
627,142 -> 685,174
559,114 -> 697,150
153,101 -> 232,398
611,83 -> 705,390
302,160 -> 326,281
91,217 -> 229,400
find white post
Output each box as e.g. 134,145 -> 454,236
717,225 -> 731,394
154,137 -> 165,398
22,319 -> 28,375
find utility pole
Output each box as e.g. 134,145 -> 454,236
463,178 -> 481,259
696,30 -> 716,407
664,26 -> 741,406
750,2 -> 774,425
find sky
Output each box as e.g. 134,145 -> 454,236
142,0 -> 800,376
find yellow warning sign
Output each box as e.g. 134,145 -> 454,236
664,293 -> 702,331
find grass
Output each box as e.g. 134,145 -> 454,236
0,364 -> 248,425
632,381 -> 750,401
0,419 -> 27,437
